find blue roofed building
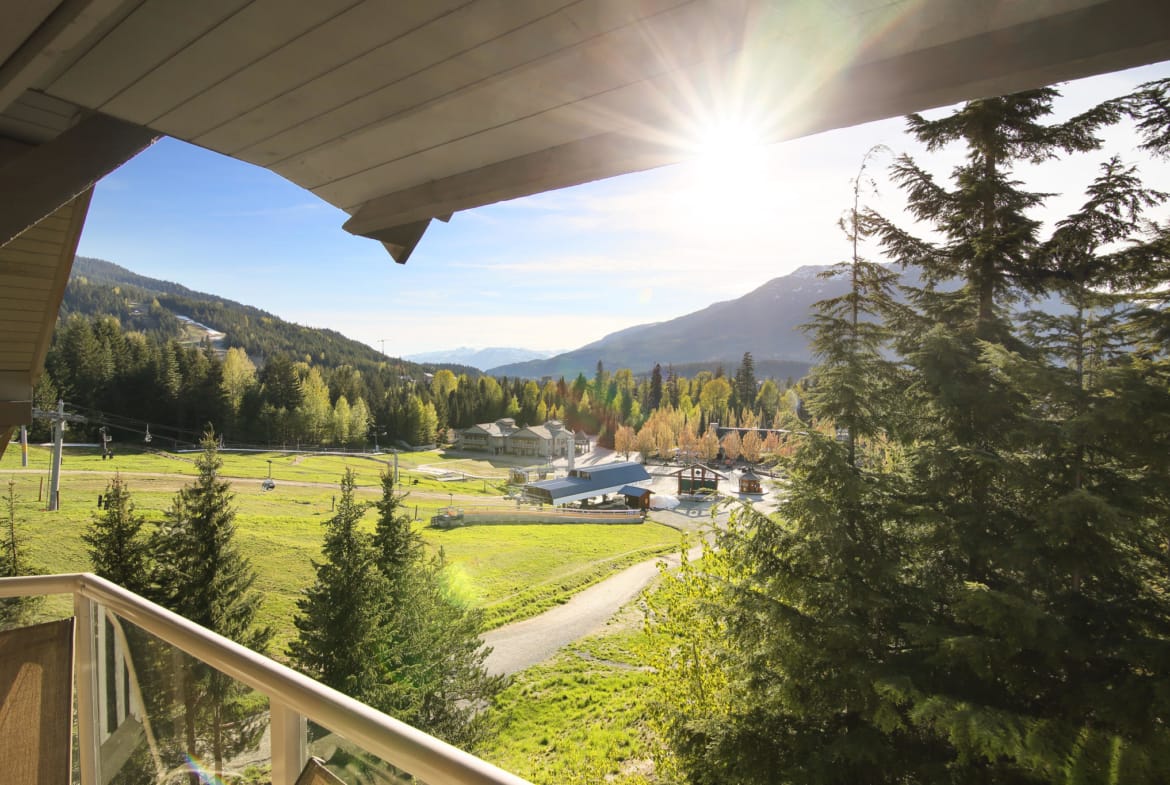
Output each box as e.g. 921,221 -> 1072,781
523,462 -> 651,506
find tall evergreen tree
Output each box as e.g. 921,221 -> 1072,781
967,158 -> 1170,779
151,431 -> 271,781
654,146 -> 922,784
654,91 -> 1170,785
291,469 -> 387,702
84,474 -> 152,595
648,363 -> 664,411
878,89 -> 1118,333
372,472 -> 424,579
665,365 -> 680,408
870,89 -> 1170,782
732,352 -> 757,415
370,473 -> 506,749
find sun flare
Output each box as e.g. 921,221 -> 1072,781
678,112 -> 775,224
692,116 -> 767,168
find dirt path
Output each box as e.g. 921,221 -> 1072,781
480,542 -> 704,676
2,468 -> 517,504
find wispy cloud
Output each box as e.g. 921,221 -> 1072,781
297,308 -> 645,356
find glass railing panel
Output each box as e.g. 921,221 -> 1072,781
0,595 -> 72,634
308,721 -> 420,785
93,610 -> 277,785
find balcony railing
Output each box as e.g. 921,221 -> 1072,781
0,573 -> 532,785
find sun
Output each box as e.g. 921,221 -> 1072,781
692,115 -> 767,169
678,112 -> 775,223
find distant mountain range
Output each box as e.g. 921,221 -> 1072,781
486,265 -> 849,378
404,346 -> 560,369
69,258 -> 1050,385
68,257 -> 841,382
483,263 -> 1070,380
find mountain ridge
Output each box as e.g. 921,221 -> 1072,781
486,265 -> 848,378
404,346 -> 560,369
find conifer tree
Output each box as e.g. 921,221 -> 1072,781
654,94 -> 1170,784
370,472 -> 505,749
372,471 -> 424,581
151,431 -> 271,780
0,479 -> 39,628
84,474 -> 152,595
732,352 -> 756,415
866,89 -> 1170,782
291,469 -> 387,702
966,158 -> 1170,780
648,363 -> 663,411
654,146 -> 924,784
1127,77 -> 1170,156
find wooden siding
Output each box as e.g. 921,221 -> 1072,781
0,190 -> 90,379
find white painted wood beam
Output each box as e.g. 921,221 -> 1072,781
0,113 -> 155,248
344,0 -> 1170,255
343,131 -> 677,241
0,371 -> 32,404
0,0 -> 130,115
28,189 -> 93,383
0,368 -> 33,433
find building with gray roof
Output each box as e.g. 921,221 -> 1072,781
524,462 -> 651,506
458,419 -> 589,458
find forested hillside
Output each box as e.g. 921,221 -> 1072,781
41,258 -> 808,456
65,257 -> 469,375
38,304 -> 801,459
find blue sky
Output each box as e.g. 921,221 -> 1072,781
77,62 -> 1170,357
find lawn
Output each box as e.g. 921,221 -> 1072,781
1,444 -> 511,494
433,523 -> 679,628
1,445 -> 681,655
480,610 -> 663,785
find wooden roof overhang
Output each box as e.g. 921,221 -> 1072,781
2,0 -> 1170,455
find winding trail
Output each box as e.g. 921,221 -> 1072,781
481,542 -> 704,676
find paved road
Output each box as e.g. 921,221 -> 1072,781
480,541 -> 704,676
478,492 -> 784,676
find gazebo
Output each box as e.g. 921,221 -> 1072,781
739,470 -> 763,495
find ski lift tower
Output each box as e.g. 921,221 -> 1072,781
32,400 -> 87,511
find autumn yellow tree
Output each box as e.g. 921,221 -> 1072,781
741,430 -> 763,464
720,430 -> 741,463
699,427 -> 720,462
613,424 -> 636,460
678,426 -> 699,463
636,424 -> 658,460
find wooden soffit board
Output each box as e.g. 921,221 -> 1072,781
1,0 -> 1169,265
0,188 -> 93,421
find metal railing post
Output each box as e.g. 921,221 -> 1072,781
74,593 -> 101,785
270,701 -> 307,785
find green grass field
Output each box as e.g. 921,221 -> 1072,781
480,612 -> 662,785
1,443 -> 512,491
0,445 -> 681,655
